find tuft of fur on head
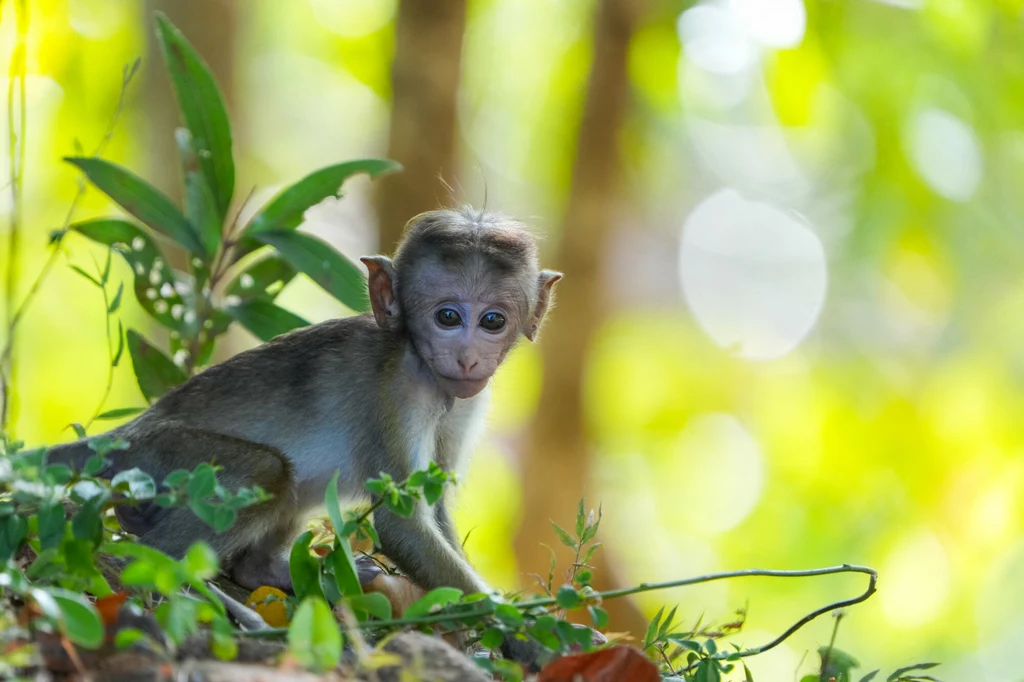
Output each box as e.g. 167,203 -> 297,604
393,206 -> 543,317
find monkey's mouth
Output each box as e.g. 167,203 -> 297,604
437,374 -> 490,399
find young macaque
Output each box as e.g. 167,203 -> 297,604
48,207 -> 560,617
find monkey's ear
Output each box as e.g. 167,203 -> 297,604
360,256 -> 400,329
525,270 -> 562,342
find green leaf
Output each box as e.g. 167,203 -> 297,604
575,499 -> 586,538
588,606 -> 608,629
37,502 -> 66,551
243,159 -> 400,237
324,471 -> 362,597
401,586 -> 463,618
112,468 -> 157,500
127,330 -> 188,402
108,281 -> 124,313
696,659 -> 721,682
705,638 -> 717,655
479,627 -> 504,650
47,588 -> 104,649
184,542 -> 219,580
176,128 -> 222,258
115,627 -> 146,649
155,12 -> 234,220
551,522 -> 577,551
96,406 -> 144,421
494,603 -> 524,628
226,299 -> 309,342
113,320 -> 125,367
73,220 -> 192,334
289,597 -> 342,672
343,592 -> 391,621
289,531 -> 325,602
743,663 -> 755,682
225,254 -> 297,302
887,663 -> 939,681
644,606 -> 664,648
556,585 -> 581,609
64,157 -> 204,255
860,672 -> 880,682
0,514 -> 27,561
70,265 -> 101,287
254,230 -> 368,312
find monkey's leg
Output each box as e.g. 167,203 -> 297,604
119,425 -> 299,591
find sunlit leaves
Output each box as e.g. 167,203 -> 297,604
155,12 -> 234,219
64,158 -> 204,255
288,598 -> 342,672
253,230 -> 369,312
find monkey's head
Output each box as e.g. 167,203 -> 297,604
361,207 -> 561,400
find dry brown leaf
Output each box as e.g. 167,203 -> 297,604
537,645 -> 660,682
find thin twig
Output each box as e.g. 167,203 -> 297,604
235,562 -> 878,657
0,58 -> 138,432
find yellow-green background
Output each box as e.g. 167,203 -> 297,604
4,1 -> 1024,680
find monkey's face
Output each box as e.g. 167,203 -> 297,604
404,263 -> 529,400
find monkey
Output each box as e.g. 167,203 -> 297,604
47,207 -> 560,662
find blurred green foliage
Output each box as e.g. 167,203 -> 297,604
3,0 -> 1024,679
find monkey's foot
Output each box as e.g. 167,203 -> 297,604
230,554 -> 292,592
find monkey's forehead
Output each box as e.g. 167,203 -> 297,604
399,260 -> 533,308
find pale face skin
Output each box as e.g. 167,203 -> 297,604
403,264 -> 525,399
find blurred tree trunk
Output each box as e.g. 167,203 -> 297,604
142,0 -> 238,204
376,0 -> 467,252
515,0 -> 648,637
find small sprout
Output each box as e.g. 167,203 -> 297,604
171,304 -> 183,320
160,282 -> 175,298
184,310 -> 197,325
240,273 -> 255,289
203,319 -> 213,329
173,349 -> 189,368
131,236 -> 145,251
192,257 -> 204,268
149,269 -> 161,286
154,300 -> 168,314
145,288 -> 158,300
134,262 -> 145,275
225,295 -> 241,307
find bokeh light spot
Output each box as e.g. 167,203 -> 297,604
728,0 -> 806,49
679,189 -> 827,360
880,531 -> 950,627
672,413 -> 764,533
906,107 -> 982,202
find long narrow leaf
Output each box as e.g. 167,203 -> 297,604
226,299 -> 309,342
64,157 -> 204,255
224,254 -> 297,302
126,330 -> 188,402
244,159 -> 401,236
176,128 -> 222,258
155,13 -> 234,219
255,230 -> 369,312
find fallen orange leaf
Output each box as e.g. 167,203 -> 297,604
537,645 -> 660,682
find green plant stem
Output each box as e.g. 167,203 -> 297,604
0,57 -> 137,432
235,563 -> 877,650
817,611 -> 844,681
2,0 -> 29,433
84,268 -> 116,430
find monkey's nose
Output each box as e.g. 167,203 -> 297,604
458,358 -> 479,375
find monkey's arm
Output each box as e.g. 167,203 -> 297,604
374,501 -> 492,597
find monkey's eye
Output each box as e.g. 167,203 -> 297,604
435,308 -> 463,328
480,312 -> 507,332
